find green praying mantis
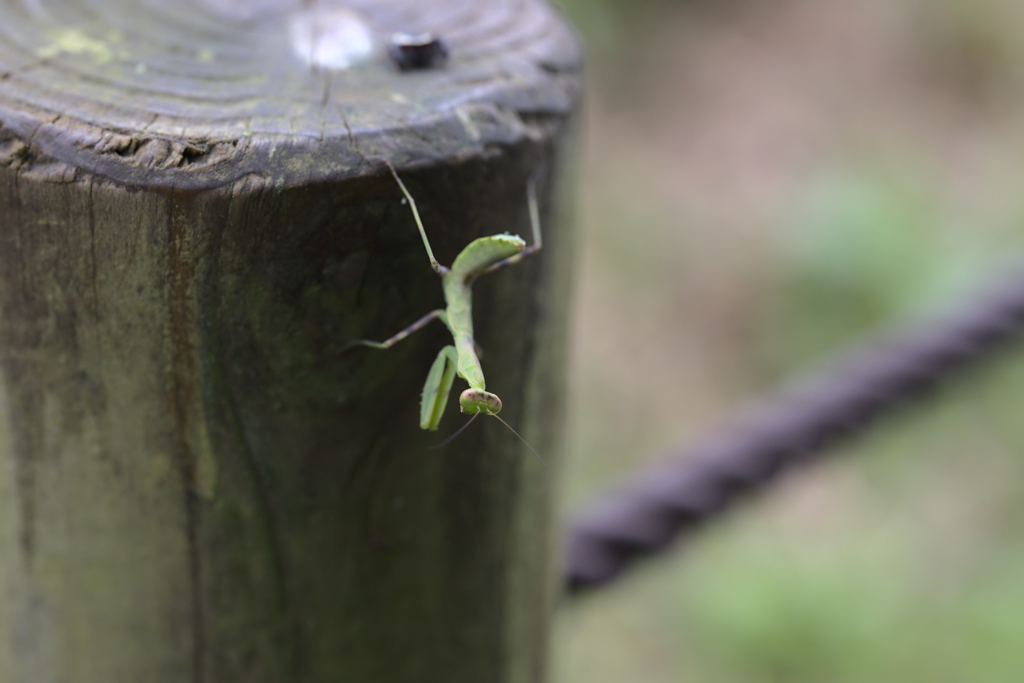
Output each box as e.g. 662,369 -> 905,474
344,161 -> 544,451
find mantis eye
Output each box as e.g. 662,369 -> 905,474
459,388 -> 502,415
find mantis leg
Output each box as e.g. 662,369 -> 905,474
341,309 -> 447,353
384,160 -> 450,276
479,170 -> 543,277
420,345 -> 459,430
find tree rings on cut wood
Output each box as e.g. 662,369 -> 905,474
0,0 -> 579,681
0,0 -> 580,188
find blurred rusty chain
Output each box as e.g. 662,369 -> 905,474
564,268 -> 1024,595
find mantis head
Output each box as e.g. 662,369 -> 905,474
445,388 -> 548,493
459,388 -> 502,415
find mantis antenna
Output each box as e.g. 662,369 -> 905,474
429,413 -> 480,450
430,412 -> 549,494
489,413 -> 550,494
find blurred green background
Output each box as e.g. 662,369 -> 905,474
551,0 -> 1024,680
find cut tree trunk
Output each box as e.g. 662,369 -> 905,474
0,1 -> 580,681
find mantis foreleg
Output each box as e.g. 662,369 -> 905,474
421,345 -> 459,430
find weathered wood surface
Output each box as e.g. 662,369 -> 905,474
0,1 -> 580,681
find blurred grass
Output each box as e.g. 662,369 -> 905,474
551,0 -> 1024,680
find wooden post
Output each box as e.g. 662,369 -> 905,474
0,1 -> 579,681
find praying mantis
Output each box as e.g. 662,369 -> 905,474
344,161 -> 542,438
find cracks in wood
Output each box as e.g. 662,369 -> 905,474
165,190 -> 206,683
2,175 -> 42,568
0,57 -> 53,83
339,108 -> 357,151
26,114 -> 58,150
166,191 -> 201,493
0,118 -> 78,182
137,113 -> 159,139
320,71 -> 332,108
12,379 -> 40,565
5,108 -> 241,174
112,211 -> 143,294
317,76 -> 333,151
184,492 -> 206,683
126,136 -> 241,171
379,110 -> 446,156
0,97 -> 567,193
55,126 -> 246,172
0,135 -> 30,169
217,183 -> 292,619
88,178 -> 99,319
0,122 -> 53,172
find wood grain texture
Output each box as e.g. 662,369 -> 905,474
0,1 -> 580,681
0,0 -> 579,187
